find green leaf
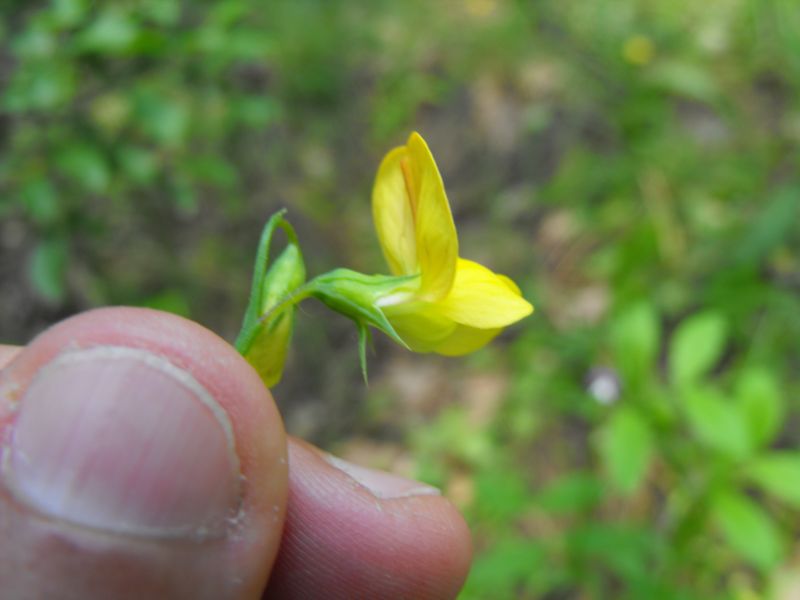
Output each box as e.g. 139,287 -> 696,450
236,95 -> 282,127
185,155 -> 238,190
711,490 -> 782,571
172,175 -> 197,215
51,0 -> 88,28
610,301 -> 660,386
736,367 -> 783,448
140,0 -> 181,26
78,8 -> 139,54
28,238 -> 68,303
647,61 -> 719,103
464,538 -> 545,598
56,143 -> 110,193
735,186 -> 800,266
597,408 -> 654,494
117,146 -> 158,183
4,63 -> 76,111
746,453 -> 800,508
134,89 -> 189,146
669,311 -> 727,388
567,523 -> 655,583
680,387 -> 750,459
474,467 -> 532,523
12,26 -> 57,59
535,472 -> 603,513
21,179 -> 61,225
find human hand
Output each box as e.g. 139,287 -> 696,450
0,308 -> 471,599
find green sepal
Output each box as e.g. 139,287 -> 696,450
357,322 -> 370,385
235,210 -> 306,386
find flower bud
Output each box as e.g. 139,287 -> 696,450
236,211 -> 306,386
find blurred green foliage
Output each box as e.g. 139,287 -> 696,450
2,0 -> 800,598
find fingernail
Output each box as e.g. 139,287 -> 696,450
2,346 -> 241,538
325,455 -> 440,500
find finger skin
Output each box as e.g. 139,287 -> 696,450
1,311 -> 473,599
0,308 -> 288,599
0,346 -> 19,370
264,438 -> 473,599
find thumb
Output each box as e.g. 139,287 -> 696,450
0,308 -> 287,599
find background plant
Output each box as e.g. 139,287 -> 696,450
2,0 -> 799,598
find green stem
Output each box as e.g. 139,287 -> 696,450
235,284 -> 313,355
257,284 -> 314,326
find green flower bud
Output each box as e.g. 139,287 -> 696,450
236,211 -> 306,387
261,244 -> 305,313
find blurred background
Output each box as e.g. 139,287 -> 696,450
2,0 -> 800,597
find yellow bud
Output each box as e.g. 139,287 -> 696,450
623,35 -> 655,66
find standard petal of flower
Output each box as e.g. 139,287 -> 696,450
436,258 -> 533,328
406,132 -> 458,301
433,323 -> 502,356
382,300 -> 457,352
372,146 -> 418,276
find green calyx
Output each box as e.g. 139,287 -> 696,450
307,268 -> 416,383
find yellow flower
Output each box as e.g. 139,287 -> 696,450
371,132 -> 533,355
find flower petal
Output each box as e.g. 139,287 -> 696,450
382,300 -> 457,352
436,258 -> 533,328
372,146 -> 418,276
433,324 -> 502,356
406,132 -> 458,301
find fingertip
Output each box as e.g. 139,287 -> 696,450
0,307 -> 288,598
265,438 -> 472,599
4,307 -> 285,481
